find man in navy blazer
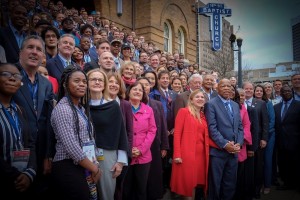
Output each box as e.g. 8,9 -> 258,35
13,35 -> 55,198
205,79 -> 244,200
46,34 -> 75,83
274,84 -> 300,190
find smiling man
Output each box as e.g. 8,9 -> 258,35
205,78 -> 244,200
46,34 -> 75,83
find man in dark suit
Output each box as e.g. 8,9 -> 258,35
205,79 -> 244,200
173,74 -> 203,117
243,81 -> 269,199
0,5 -> 27,63
274,84 -> 300,190
13,35 -> 55,199
201,74 -> 218,102
46,34 -> 75,83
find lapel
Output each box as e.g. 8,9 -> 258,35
18,79 -> 36,116
282,100 -> 294,122
251,98 -> 259,108
7,27 -> 20,53
54,55 -> 65,74
216,96 -> 233,125
36,74 -> 46,119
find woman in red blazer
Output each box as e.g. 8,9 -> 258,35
170,90 -> 209,199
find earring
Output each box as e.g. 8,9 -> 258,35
21,82 -> 24,86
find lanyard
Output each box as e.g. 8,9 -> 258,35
76,106 -> 92,140
1,102 -> 21,140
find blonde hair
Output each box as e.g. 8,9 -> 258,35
86,68 -> 110,100
187,90 -> 205,122
119,62 -> 136,77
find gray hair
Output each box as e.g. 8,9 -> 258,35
21,35 -> 45,53
188,73 -> 203,84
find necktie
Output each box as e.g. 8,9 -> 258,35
225,102 -> 234,123
165,91 -> 169,99
246,100 -> 251,106
282,102 -> 288,120
66,60 -> 71,66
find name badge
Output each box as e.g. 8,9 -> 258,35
82,141 -> 97,164
96,148 -> 104,161
12,149 -> 30,172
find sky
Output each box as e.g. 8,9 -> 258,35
200,0 -> 300,69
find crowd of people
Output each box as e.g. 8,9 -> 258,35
1,1 -> 300,200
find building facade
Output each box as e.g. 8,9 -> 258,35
292,15 -> 300,62
95,0 -> 234,71
246,62 -> 300,84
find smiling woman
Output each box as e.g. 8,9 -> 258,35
120,62 -> 136,88
50,66 -> 101,199
0,63 -> 37,198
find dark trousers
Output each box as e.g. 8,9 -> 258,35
244,156 -> 255,200
208,155 -> 238,200
51,159 -> 90,200
254,148 -> 265,195
278,148 -> 300,188
123,163 -> 151,200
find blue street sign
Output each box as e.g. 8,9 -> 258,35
198,3 -> 232,51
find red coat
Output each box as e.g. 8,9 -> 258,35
170,108 -> 210,197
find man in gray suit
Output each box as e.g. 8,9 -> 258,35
205,79 -> 244,200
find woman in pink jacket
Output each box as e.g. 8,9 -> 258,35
123,81 -> 157,200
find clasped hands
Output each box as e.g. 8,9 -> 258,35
224,141 -> 240,154
132,147 -> 141,158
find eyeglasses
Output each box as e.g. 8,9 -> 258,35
0,71 -> 23,80
89,78 -> 104,83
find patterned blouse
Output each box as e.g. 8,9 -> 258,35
51,97 -> 94,164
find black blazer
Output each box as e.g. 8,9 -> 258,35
13,64 -> 55,174
274,100 -> 300,151
246,105 -> 260,151
250,98 -> 269,141
120,99 -> 133,157
148,99 -> 169,150
0,26 -> 22,63
46,55 -> 66,84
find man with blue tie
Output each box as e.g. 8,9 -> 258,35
46,34 -> 75,83
205,79 -> 244,200
274,84 -> 300,191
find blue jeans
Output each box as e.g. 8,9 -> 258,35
264,131 -> 275,188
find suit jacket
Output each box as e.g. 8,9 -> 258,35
173,90 -> 191,118
205,96 -> 244,157
0,26 -> 23,63
150,89 -> 177,130
89,46 -> 98,63
13,64 -> 55,174
246,105 -> 260,151
249,98 -> 269,141
46,55 -> 69,84
274,100 -> 300,152
148,99 -> 169,150
120,99 -> 133,157
201,88 -> 218,102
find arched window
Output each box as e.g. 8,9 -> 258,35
164,22 -> 172,53
177,28 -> 185,54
